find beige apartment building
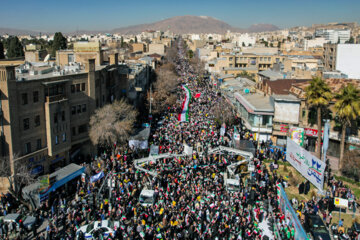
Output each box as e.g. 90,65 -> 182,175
323,43 -> 337,71
0,54 -> 129,176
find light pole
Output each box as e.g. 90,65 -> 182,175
257,114 -> 261,150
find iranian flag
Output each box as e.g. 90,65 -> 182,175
178,85 -> 191,122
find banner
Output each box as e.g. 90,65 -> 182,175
286,137 -> 326,190
129,140 -> 148,150
90,171 -> 104,183
277,183 -> 308,240
178,85 -> 191,122
149,145 -> 159,156
183,144 -> 193,155
290,127 -> 304,146
220,123 -> 226,136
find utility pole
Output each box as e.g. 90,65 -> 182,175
257,115 -> 261,150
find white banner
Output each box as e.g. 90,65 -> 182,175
183,144 -> 193,155
129,140 -> 148,150
286,137 -> 326,190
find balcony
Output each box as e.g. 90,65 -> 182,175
46,94 -> 67,103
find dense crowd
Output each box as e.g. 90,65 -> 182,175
0,39 -> 358,240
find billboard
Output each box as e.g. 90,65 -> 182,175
289,127 -> 304,146
277,183 -> 308,240
286,137 -> 326,190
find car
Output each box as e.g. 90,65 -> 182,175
76,220 -> 119,239
3,213 -> 36,231
305,214 -> 331,240
139,189 -> 156,206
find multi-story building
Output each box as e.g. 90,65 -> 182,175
323,43 -> 337,71
0,53 -> 138,176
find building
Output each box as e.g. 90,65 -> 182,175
148,43 -> 166,56
131,43 -> 146,53
315,29 -> 351,44
335,44 -> 360,79
0,54 -> 134,176
323,43 -> 337,71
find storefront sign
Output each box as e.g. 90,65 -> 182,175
280,124 -> 289,133
286,137 -> 326,190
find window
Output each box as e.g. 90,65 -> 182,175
36,139 -> 41,150
71,85 -> 75,93
23,118 -> 30,130
35,115 -> 40,127
21,93 -> 28,105
302,109 -> 306,119
61,111 -> 65,121
96,99 -> 99,108
25,142 -> 31,154
62,133 -> 66,142
81,83 -> 85,91
55,135 -> 59,145
77,105 -> 81,114
68,54 -> 74,63
229,57 -> 233,61
76,84 -> 81,92
71,106 -> 76,115
82,104 -> 86,112
54,113 -> 58,123
72,127 -> 76,136
33,91 -> 39,103
78,124 -> 87,134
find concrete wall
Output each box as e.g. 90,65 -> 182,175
336,44 -> 360,79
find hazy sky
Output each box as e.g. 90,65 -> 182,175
1,0 -> 359,32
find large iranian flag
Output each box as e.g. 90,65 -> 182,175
178,85 -> 191,122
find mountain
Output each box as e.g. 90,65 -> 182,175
0,28 -> 42,36
0,16 -> 280,36
112,16 -> 280,34
247,24 -> 280,33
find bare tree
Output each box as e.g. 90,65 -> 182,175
89,99 -> 138,148
0,154 -> 35,209
147,63 -> 179,114
211,97 -> 236,126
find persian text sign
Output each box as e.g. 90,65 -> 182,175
334,197 -> 348,208
286,137 -> 326,190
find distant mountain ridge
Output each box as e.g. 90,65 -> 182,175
0,16 -> 280,36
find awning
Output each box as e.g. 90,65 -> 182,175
42,79 -> 70,86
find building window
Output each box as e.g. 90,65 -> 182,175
61,111 -> 65,121
71,106 -> 76,115
81,83 -> 85,91
77,105 -> 81,114
21,93 -> 28,105
62,133 -> 66,142
76,84 -> 81,92
23,118 -> 30,130
54,113 -> 58,123
35,115 -> 40,127
82,104 -> 86,112
72,127 -> 76,136
71,85 -> 75,93
36,139 -> 41,150
78,124 -> 87,134
55,135 -> 59,145
25,142 -> 31,154
33,91 -> 39,103
68,54 -> 74,63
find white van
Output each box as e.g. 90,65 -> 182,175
139,190 -> 155,206
225,179 -> 240,192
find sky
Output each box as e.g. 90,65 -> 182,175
1,0 -> 360,32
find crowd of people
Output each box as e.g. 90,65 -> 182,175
0,38 -> 358,240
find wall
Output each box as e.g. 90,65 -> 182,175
336,44 -> 360,79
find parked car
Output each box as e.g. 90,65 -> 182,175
305,214 -> 331,240
76,220 -> 119,239
3,213 -> 36,231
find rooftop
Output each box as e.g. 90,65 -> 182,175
234,92 -> 274,114
264,79 -> 310,95
258,69 -> 285,80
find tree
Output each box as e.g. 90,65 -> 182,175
242,42 -> 245,47
277,42 -> 281,48
0,154 -> 35,210
334,84 -> 360,169
7,36 -> 24,58
270,43 -> 274,47
52,32 -> 67,56
187,50 -> 194,59
0,41 -> 4,59
305,77 -> 332,159
120,36 -> 125,48
211,96 -> 236,126
341,150 -> 360,181
135,36 -> 138,43
89,99 -> 137,148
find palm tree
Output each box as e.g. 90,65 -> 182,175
334,84 -> 360,170
305,77 -> 332,159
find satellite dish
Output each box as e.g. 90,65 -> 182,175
44,54 -> 50,62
